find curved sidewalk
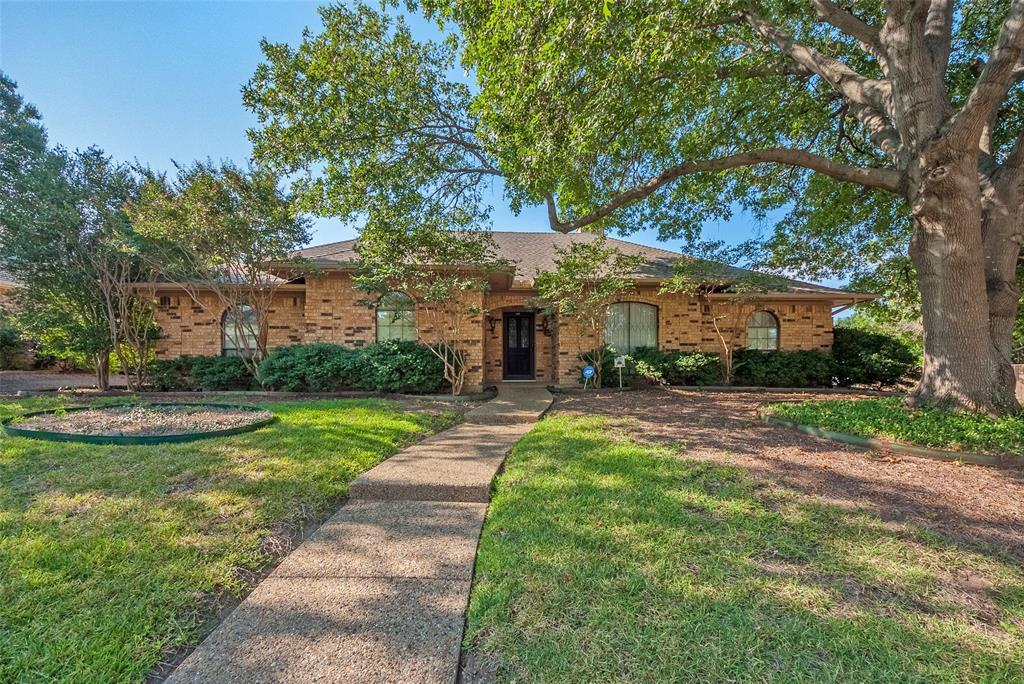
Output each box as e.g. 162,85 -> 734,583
167,384 -> 552,684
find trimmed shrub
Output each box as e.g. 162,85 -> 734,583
832,327 -> 918,387
258,343 -> 361,392
732,349 -> 836,387
146,358 -> 195,391
190,356 -> 257,391
596,347 -> 723,387
258,341 -> 445,394
0,322 -> 25,370
662,351 -> 723,386
352,341 -> 446,393
146,356 -> 256,391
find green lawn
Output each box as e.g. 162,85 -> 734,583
467,414 -> 1024,683
766,397 -> 1024,456
0,396 -> 458,683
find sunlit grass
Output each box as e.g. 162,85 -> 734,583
467,414 -> 1024,683
0,396 -> 459,682
767,397 -> 1024,455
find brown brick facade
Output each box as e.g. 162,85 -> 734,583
152,275 -> 835,390
482,291 -> 556,384
152,290 -> 305,359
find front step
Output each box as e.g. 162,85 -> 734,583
462,386 -> 554,425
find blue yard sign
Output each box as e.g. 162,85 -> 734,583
582,364 -> 596,389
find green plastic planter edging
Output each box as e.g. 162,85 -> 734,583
758,410 -> 1021,469
1,403 -> 275,446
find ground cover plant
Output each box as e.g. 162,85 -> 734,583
0,396 -> 459,682
466,413 -> 1024,683
767,398 -> 1024,456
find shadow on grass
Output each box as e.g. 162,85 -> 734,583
466,415 -> 1024,683
0,398 -> 455,682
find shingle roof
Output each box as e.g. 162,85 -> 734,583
292,230 -> 863,298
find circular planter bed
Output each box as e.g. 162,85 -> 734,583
1,403 -> 275,445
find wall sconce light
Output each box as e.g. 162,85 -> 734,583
540,314 -> 553,336
486,313 -> 499,334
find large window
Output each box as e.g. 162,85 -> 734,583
376,291 -> 416,342
222,304 -> 259,357
746,310 -> 780,350
604,302 -> 658,353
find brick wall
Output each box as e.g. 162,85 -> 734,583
153,291 -> 223,358
482,291 -> 555,384
152,290 -> 305,359
151,276 -> 836,391
417,290 -> 486,391
553,289 -> 834,385
302,273 -> 376,347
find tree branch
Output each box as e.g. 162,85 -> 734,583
924,0 -> 954,69
743,7 -> 893,115
810,0 -> 886,67
545,148 -> 903,233
847,101 -> 905,163
948,0 -> 1024,144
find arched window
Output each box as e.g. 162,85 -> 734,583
376,291 -> 416,342
604,302 -> 658,353
222,304 -> 259,357
746,310 -> 780,350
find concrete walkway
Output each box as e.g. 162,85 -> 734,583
167,384 -> 552,684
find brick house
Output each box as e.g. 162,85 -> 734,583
151,231 -> 874,391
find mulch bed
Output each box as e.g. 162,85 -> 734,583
553,388 -> 1024,561
11,404 -> 273,437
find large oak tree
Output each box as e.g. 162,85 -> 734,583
247,1 -> 1024,414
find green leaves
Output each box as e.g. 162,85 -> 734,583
534,236 -> 643,321
130,160 -> 311,282
245,3 -> 495,230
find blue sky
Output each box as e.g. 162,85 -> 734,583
1,1 -> 798,274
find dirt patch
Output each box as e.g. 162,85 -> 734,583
11,404 -> 272,437
553,388 -> 1024,560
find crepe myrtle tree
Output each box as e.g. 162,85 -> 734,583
354,210 -> 506,395
533,236 -> 644,387
129,161 -> 312,380
0,75 -> 160,389
663,246 -> 790,385
246,2 -> 1024,413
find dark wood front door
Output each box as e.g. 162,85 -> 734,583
503,312 -> 535,380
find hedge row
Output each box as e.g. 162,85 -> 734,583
598,328 -> 917,389
147,356 -> 258,392
146,340 -> 446,394
258,341 -> 445,393
144,328 -> 917,393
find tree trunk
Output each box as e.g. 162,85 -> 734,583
981,182 -> 1023,406
908,152 -> 1019,414
95,352 -> 110,392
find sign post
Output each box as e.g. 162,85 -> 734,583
582,364 -> 595,390
614,355 -> 626,389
